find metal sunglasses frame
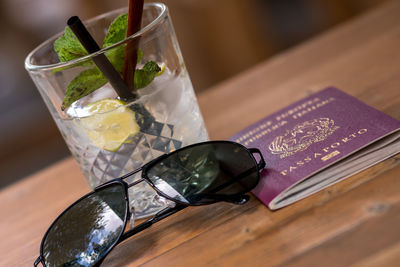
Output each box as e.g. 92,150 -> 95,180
34,140 -> 266,266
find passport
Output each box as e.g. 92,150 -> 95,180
230,87 -> 400,209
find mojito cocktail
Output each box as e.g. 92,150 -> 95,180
25,3 -> 208,218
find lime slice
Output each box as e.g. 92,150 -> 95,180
79,99 -> 139,151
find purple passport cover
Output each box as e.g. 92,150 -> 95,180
230,87 -> 400,209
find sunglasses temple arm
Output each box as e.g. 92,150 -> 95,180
34,256 -> 43,266
120,204 -> 187,242
190,193 -> 250,205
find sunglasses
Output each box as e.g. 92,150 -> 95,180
34,141 -> 266,267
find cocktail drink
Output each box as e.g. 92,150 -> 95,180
25,3 -> 208,218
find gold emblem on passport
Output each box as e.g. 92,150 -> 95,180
268,118 -> 340,158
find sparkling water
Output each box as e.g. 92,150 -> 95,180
53,70 -> 208,218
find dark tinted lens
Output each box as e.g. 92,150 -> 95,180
146,142 -> 259,204
42,183 -> 127,267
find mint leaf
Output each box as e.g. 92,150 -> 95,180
103,14 -> 145,72
134,61 -> 161,89
54,27 -> 88,62
61,68 -> 107,110
56,13 -> 161,109
105,45 -> 126,73
104,14 -> 128,73
103,14 -> 128,47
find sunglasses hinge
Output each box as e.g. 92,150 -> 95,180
249,148 -> 266,170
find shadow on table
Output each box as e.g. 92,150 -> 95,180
103,197 -> 261,266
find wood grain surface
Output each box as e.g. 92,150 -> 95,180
1,1 -> 400,266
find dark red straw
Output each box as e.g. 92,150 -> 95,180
123,0 -> 144,91
67,16 -> 135,101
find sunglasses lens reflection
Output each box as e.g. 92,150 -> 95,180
146,142 -> 259,204
42,183 -> 127,267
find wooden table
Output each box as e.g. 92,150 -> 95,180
2,1 -> 400,266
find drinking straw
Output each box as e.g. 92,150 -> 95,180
123,0 -> 144,91
67,16 -> 135,101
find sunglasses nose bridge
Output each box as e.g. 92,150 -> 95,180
127,177 -> 145,188
120,167 -> 144,188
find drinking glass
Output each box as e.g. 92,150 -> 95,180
25,3 -> 208,218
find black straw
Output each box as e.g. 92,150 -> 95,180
67,16 -> 135,101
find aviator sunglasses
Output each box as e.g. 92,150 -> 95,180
34,141 -> 266,267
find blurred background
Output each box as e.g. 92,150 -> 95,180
0,0 -> 389,188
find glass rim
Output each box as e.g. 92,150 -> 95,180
25,2 -> 167,72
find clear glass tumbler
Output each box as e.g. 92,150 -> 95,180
25,3 -> 208,218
